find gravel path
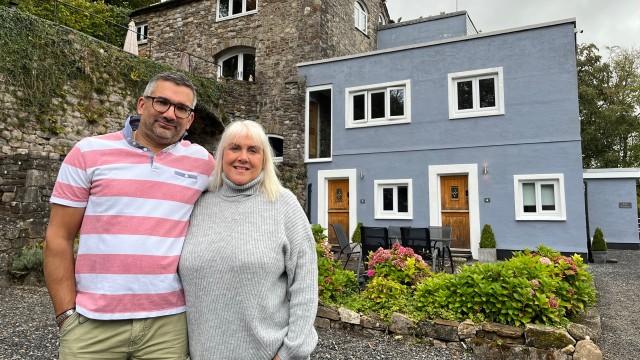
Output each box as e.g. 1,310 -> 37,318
587,249 -> 640,360
0,250 -> 637,359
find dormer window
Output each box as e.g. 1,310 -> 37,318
354,1 -> 368,34
217,47 -> 256,81
217,0 -> 257,20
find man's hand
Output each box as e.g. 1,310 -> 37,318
273,355 -> 281,360
44,204 -> 85,316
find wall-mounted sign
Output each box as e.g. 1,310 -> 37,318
619,202 -> 632,208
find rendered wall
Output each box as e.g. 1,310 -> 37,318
586,178 -> 639,248
300,22 -> 586,253
377,12 -> 469,49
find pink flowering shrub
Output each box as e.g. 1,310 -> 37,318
366,243 -> 431,286
414,245 -> 595,326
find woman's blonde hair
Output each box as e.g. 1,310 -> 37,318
210,120 -> 283,201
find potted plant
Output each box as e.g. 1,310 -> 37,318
351,222 -> 363,244
478,224 -> 497,263
591,227 -> 608,264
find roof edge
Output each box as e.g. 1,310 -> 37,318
298,17 -> 576,68
583,168 -> 640,179
379,10 -> 468,30
130,0 -> 200,17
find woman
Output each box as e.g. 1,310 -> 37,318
180,120 -> 318,360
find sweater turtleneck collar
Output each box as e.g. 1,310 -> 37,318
219,172 -> 263,199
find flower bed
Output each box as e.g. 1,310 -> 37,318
312,225 -> 602,358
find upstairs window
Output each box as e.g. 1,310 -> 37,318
136,23 -> 148,43
267,135 -> 283,163
217,0 -> 257,20
374,179 -> 413,220
354,1 -> 368,34
378,14 -> 386,26
217,48 -> 256,81
346,80 -> 411,128
306,85 -> 332,162
448,67 -> 504,119
513,174 -> 566,221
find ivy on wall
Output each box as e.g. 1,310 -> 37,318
0,6 -> 222,135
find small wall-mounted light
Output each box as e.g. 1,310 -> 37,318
359,170 -> 365,180
482,161 -> 489,176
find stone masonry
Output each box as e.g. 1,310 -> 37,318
132,0 -> 389,202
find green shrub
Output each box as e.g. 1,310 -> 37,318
354,276 -> 411,321
480,224 -> 496,248
11,242 -> 44,277
351,222 -> 362,244
313,224 -> 359,304
591,227 -> 607,251
366,243 -> 431,286
3,0 -> 130,47
412,245 -> 595,326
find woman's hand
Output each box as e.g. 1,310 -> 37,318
273,355 -> 281,360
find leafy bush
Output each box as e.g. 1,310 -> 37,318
591,227 -> 607,251
11,242 -> 44,277
352,276 -> 411,320
366,243 -> 431,286
351,222 -> 362,244
3,0 -> 130,47
413,245 -> 595,326
313,224 -> 359,304
480,224 -> 496,248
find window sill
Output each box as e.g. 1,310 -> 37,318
449,109 -> 504,120
137,40 -> 148,45
305,157 -> 332,163
515,215 -> 566,221
346,118 -> 410,129
355,26 -> 369,37
216,10 -> 257,22
375,213 -> 412,220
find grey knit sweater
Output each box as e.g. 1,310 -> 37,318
179,175 -> 318,360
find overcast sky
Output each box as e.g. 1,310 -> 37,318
385,0 -> 640,53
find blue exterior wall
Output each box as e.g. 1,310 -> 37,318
299,21 -> 587,254
377,13 -> 469,49
586,178 -> 639,246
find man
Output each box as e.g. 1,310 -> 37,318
44,72 -> 214,359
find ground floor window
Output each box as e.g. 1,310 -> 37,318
514,174 -> 566,220
374,179 -> 412,219
267,134 -> 283,163
217,48 -> 255,81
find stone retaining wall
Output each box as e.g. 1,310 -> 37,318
315,305 -> 604,359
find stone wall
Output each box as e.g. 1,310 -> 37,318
316,305 -> 605,359
132,0 -> 388,205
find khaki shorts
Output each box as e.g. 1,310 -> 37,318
59,312 -> 189,360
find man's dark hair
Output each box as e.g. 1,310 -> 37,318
143,72 -> 197,107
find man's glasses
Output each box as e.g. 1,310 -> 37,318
144,96 -> 194,119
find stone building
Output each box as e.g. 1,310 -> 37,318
130,0 -> 391,201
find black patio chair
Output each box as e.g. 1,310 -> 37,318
329,223 -> 360,270
400,227 -> 437,263
429,225 -> 455,273
360,226 -> 389,266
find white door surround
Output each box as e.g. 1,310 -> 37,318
428,164 -> 480,259
317,169 -> 358,238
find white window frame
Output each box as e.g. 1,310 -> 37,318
136,23 -> 148,44
267,134 -> 283,163
448,67 -> 505,119
354,1 -> 368,34
305,84 -> 333,163
217,48 -> 255,81
378,14 -> 386,26
345,80 -> 411,128
513,174 -> 566,221
216,0 -> 258,21
374,179 -> 413,220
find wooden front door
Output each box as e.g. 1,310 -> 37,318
440,175 -> 470,249
327,179 -> 349,245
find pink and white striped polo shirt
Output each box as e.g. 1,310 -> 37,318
50,118 -> 214,320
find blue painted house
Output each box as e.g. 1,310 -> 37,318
297,11 -> 636,259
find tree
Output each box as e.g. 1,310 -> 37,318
578,44 -> 640,168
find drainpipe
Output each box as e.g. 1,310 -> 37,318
306,183 -> 312,221
583,180 -> 593,262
